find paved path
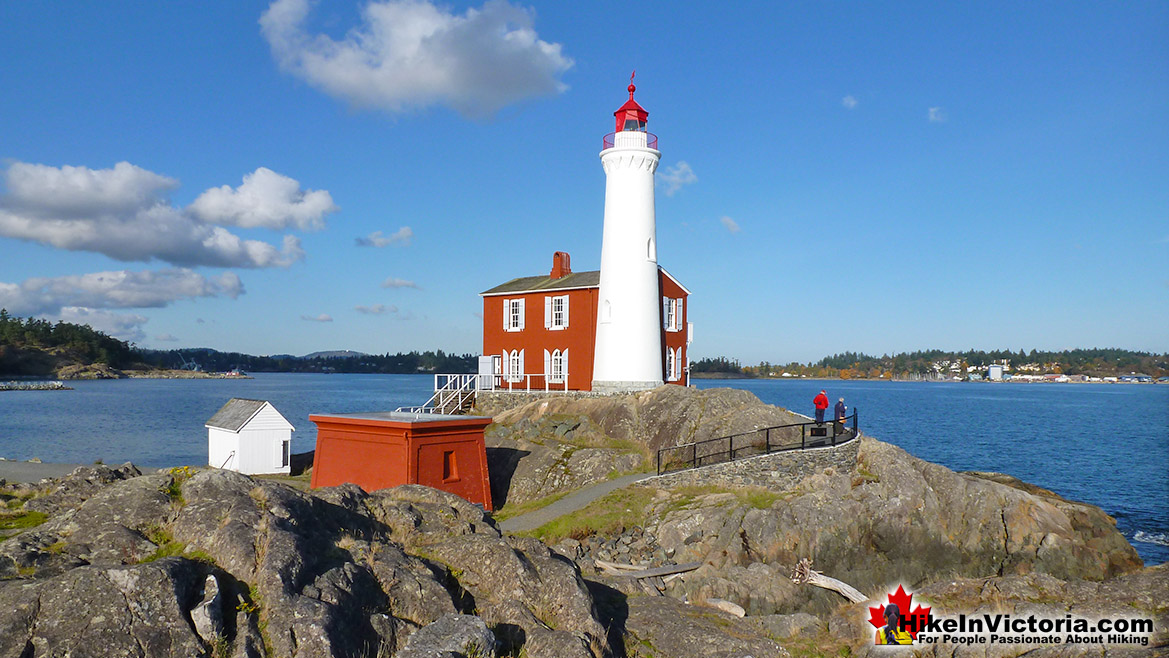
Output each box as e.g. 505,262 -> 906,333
499,472 -> 655,534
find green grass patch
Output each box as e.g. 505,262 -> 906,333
0,510 -> 47,530
142,539 -> 187,562
492,490 -> 572,521
523,488 -> 649,543
254,472 -> 312,491
660,484 -> 784,513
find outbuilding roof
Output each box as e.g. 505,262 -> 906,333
481,270 -> 601,296
206,398 -> 282,432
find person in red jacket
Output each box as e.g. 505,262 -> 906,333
813,390 -> 829,424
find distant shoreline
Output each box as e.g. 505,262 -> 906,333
691,373 -> 1165,384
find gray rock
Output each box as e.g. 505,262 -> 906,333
397,614 -> 496,658
23,462 -> 141,516
0,558 -> 207,658
747,612 -> 823,639
623,595 -> 785,658
191,574 -> 224,643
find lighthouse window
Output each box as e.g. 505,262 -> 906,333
545,295 -> 569,330
549,349 -> 567,384
622,118 -> 646,131
505,298 -> 525,332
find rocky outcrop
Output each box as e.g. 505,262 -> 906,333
635,436 -> 1141,617
485,414 -> 644,507
0,468 -> 612,658
478,385 -> 805,453
481,386 -> 805,508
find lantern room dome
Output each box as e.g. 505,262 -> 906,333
614,78 -> 648,133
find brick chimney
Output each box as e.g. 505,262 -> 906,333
550,251 -> 571,279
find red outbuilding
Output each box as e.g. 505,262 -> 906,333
309,411 -> 493,510
481,251 -> 691,391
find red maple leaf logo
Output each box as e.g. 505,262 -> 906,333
867,585 -> 932,641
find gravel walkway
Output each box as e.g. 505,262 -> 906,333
499,472 -> 654,534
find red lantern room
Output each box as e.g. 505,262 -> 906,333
614,72 -> 648,133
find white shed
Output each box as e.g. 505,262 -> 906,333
206,398 -> 294,475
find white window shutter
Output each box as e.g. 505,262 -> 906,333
544,297 -> 552,329
677,298 -> 684,331
676,347 -> 683,379
562,295 -> 569,328
563,348 -> 569,385
543,349 -> 551,380
663,297 -> 669,329
518,349 -> 525,376
517,299 -> 525,330
503,299 -> 510,331
502,350 -> 510,376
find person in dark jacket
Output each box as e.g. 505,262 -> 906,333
834,397 -> 847,433
813,390 -> 829,423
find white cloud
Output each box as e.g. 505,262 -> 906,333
57,308 -> 149,342
188,167 -> 337,230
301,313 -> 333,322
381,277 -> 418,289
929,107 -> 947,123
0,269 -> 243,316
659,161 -> 697,197
842,95 -> 858,109
356,226 -> 413,247
155,333 -> 179,342
0,161 -> 312,268
260,0 -> 573,117
720,216 -> 741,234
355,304 -> 397,314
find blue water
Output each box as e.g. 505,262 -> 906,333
694,378 -> 1169,566
0,374 -> 1165,565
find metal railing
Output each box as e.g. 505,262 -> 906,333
396,371 -> 572,415
655,411 -> 859,476
603,131 -> 658,150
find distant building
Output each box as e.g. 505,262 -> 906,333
206,398 -> 294,475
988,364 -> 1004,381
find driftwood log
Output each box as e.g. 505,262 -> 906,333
594,559 -> 702,579
790,558 -> 867,604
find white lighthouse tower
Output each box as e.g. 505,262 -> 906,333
592,75 -> 664,393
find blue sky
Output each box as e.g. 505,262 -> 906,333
1,1 -> 1165,364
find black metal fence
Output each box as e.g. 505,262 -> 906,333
655,411 -> 859,476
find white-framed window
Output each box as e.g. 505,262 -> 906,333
544,294 -> 569,330
666,347 -> 676,381
545,348 -> 569,384
505,349 -> 525,383
504,298 -> 525,332
662,297 -> 684,332
278,439 -> 290,468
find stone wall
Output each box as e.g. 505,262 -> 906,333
474,390 -> 615,416
638,438 -> 859,491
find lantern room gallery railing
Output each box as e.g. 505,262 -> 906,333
602,131 -> 659,150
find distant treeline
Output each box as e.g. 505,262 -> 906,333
695,348 -> 1168,379
140,348 -> 476,374
0,309 -> 137,368
0,309 -> 476,376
